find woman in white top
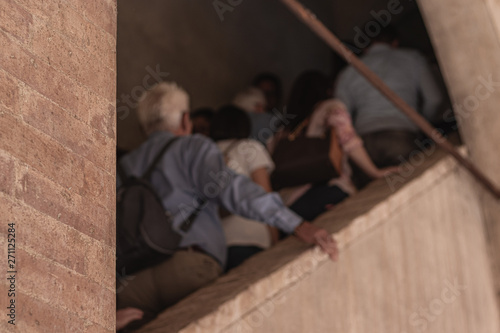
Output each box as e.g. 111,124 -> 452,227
210,105 -> 279,271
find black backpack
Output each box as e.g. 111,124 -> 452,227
116,138 -> 205,275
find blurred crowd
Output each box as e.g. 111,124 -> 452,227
116,27 -> 445,331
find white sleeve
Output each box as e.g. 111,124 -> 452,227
236,140 -> 275,174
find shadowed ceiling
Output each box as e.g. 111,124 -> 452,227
117,0 -> 435,149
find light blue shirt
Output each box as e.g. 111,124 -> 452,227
335,43 -> 443,136
118,131 -> 302,267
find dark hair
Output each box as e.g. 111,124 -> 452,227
373,25 -> 398,44
252,72 -> 282,97
286,71 -> 332,131
190,107 -> 215,120
210,105 -> 251,141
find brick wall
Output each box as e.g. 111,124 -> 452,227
0,0 -> 117,332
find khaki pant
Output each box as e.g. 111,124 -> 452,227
117,250 -> 222,324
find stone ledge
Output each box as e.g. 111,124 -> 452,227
137,147 -> 467,333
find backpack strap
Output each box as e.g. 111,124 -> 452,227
288,118 -> 310,141
141,137 -> 180,180
141,136 -> 206,233
179,197 -> 207,232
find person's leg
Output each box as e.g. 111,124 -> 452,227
289,185 -> 349,221
154,250 -> 222,307
352,130 -> 419,189
363,130 -> 419,167
117,250 -> 222,328
226,246 -> 263,272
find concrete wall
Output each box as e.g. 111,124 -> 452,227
417,0 -> 500,302
116,0 -> 337,150
0,0 -> 117,331
137,149 -> 499,333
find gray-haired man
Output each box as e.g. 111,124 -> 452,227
117,82 -> 338,325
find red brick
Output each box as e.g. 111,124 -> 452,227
0,195 -> 87,274
0,30 -> 82,117
15,166 -> 114,247
89,100 -> 116,141
0,269 -> 15,333
15,293 -> 89,333
22,0 -> 114,69
0,69 -> 21,110
84,322 -> 115,333
19,86 -> 115,172
80,200 -> 115,247
89,125 -> 116,172
51,6 -> 115,70
31,18 -> 116,102
84,240 -> 116,290
0,111 -> 84,190
0,150 -> 16,196
80,158 -> 115,211
0,0 -> 33,43
0,1 -> 117,331
12,0 -> 61,22
15,0 -> 115,69
67,0 -> 117,37
18,248 -> 115,329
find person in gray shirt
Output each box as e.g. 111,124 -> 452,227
116,82 -> 338,327
335,27 -> 443,187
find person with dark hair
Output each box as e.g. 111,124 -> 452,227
284,71 -> 333,133
190,107 -> 215,137
372,24 -> 399,46
335,25 -> 443,188
211,105 -> 252,141
252,72 -> 283,113
210,105 -> 279,270
270,71 -> 397,221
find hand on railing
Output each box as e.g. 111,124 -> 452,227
294,221 -> 338,261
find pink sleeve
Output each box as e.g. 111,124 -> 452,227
325,100 -> 363,153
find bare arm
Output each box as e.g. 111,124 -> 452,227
250,167 -> 273,193
318,101 -> 398,180
348,145 -> 398,179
